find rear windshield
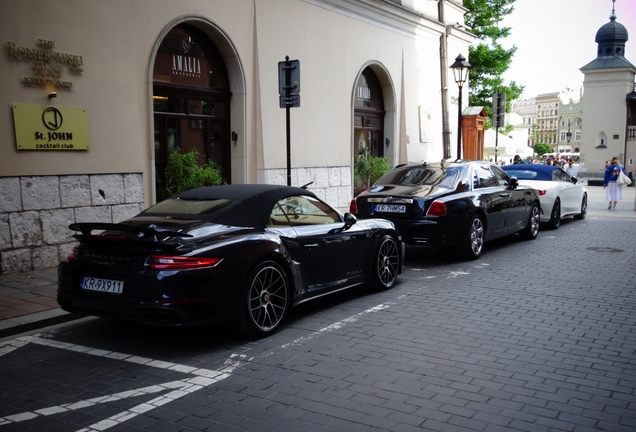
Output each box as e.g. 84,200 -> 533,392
144,198 -> 233,215
376,167 -> 459,188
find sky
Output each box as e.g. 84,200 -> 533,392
498,0 -> 636,99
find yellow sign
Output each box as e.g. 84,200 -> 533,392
12,103 -> 90,150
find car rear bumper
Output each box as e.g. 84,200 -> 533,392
392,219 -> 464,248
57,262 -> 235,326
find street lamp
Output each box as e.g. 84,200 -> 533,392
450,54 -> 471,160
566,119 -> 572,145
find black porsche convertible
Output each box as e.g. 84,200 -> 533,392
57,184 -> 404,336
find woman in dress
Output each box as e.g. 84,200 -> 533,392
603,156 -> 627,210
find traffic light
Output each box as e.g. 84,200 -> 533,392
492,92 -> 506,128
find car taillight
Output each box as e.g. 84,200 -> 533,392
148,256 -> 222,270
426,200 -> 447,217
349,199 -> 358,214
67,247 -> 80,261
538,190 -> 547,196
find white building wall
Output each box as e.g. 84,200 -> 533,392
579,68 -> 636,177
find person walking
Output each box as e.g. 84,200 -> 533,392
603,156 -> 627,210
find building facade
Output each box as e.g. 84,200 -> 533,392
557,98 -> 583,155
0,0 -> 473,274
534,92 -> 560,151
511,96 -> 537,148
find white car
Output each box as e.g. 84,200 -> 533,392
502,164 -> 588,229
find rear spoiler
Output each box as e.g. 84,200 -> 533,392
69,222 -> 192,241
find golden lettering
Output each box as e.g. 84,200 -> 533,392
7,41 -> 83,66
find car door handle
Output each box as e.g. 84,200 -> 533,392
499,193 -> 511,198
304,243 -> 320,249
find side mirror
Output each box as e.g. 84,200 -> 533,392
343,213 -> 357,230
508,177 -> 519,189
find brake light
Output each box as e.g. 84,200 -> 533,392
538,190 -> 547,196
426,200 -> 447,217
149,256 -> 222,270
349,199 -> 358,214
67,247 -> 80,261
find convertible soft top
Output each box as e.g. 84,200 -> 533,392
141,184 -> 319,227
501,164 -> 560,181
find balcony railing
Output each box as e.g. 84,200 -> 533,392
628,126 -> 636,140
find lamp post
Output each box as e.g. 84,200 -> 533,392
450,54 -> 471,160
566,118 -> 572,146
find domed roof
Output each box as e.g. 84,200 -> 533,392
595,17 -> 628,43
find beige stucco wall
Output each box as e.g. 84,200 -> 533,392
0,0 -> 473,273
1,0 -> 472,190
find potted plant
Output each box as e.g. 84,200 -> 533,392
354,151 -> 391,196
160,149 -> 225,199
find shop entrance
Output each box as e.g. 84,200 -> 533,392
354,68 -> 385,194
152,24 -> 231,201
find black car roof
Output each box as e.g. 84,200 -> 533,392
501,164 -> 559,181
143,184 -> 318,227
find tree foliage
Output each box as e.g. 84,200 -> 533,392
463,0 -> 524,130
532,143 -> 552,157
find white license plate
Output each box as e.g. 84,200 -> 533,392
80,277 -> 124,294
374,204 -> 406,213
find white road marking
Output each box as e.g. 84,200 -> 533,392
0,303 -> 393,429
0,335 -> 240,430
280,304 -> 390,349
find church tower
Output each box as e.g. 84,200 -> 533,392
579,0 -> 636,177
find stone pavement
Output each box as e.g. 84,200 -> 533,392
0,179 -> 634,338
0,267 -> 72,338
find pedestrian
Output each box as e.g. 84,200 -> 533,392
554,154 -> 564,168
603,156 -> 627,210
513,155 -> 523,164
546,159 -> 554,166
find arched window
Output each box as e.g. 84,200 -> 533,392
353,68 -> 385,161
152,24 -> 231,200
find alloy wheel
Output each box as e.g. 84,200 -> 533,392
247,264 -> 288,332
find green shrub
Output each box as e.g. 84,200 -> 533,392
162,149 -> 225,198
354,155 -> 391,195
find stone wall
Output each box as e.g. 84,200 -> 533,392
0,174 -> 145,275
257,166 -> 353,213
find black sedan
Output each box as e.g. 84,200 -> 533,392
58,184 -> 404,336
350,160 -> 541,260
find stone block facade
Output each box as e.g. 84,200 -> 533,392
257,166 -> 353,213
0,174 -> 145,275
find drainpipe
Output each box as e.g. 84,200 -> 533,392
439,0 -> 451,159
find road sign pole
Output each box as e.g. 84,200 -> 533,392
278,56 -> 300,186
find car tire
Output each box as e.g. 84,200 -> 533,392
370,235 -> 400,290
547,199 -> 561,230
573,194 -> 587,220
461,215 -> 485,260
236,260 -> 289,337
519,203 -> 540,240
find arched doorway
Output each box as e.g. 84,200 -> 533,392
152,24 -> 231,200
353,67 -> 386,194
